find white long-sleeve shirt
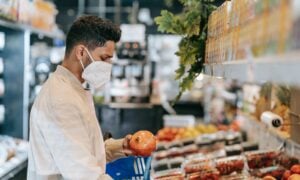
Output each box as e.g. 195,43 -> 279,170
28,65 -> 125,180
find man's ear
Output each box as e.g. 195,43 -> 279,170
74,45 -> 85,61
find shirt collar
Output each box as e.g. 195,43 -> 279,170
54,65 -> 85,92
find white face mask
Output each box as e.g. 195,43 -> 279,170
79,48 -> 112,90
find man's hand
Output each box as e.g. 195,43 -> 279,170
122,134 -> 134,156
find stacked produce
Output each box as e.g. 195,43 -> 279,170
205,0 -> 300,64
153,148 -> 300,179
156,122 -> 240,142
152,123 -> 299,179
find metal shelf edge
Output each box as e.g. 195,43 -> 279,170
0,19 -> 64,39
204,51 -> 300,85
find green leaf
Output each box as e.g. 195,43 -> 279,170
155,10 -> 176,33
175,65 -> 186,80
155,0 -> 216,103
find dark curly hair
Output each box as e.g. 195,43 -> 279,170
65,15 -> 121,56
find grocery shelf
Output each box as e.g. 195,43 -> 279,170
204,51 -> 300,86
0,153 -> 27,180
0,19 -> 64,39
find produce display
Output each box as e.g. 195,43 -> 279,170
277,153 -> 299,169
250,166 -> 286,179
153,131 -> 244,161
215,156 -> 245,175
152,124 -> 300,180
245,150 -> 278,169
184,161 -> 213,174
156,124 -> 218,142
156,122 -> 240,142
129,130 -> 157,157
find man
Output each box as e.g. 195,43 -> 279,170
28,15 -> 132,180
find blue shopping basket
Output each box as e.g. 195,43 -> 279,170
106,156 -> 152,180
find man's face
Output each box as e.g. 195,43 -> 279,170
85,40 -> 115,65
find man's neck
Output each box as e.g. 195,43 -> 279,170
61,59 -> 85,83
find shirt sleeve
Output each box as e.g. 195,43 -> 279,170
38,101 -> 109,180
105,138 -> 126,162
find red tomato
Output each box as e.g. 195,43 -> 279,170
291,165 -> 300,174
283,170 -> 292,180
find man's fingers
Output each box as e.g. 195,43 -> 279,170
123,134 -> 132,149
123,149 -> 134,156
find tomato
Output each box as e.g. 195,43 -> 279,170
129,130 -> 157,156
282,170 -> 292,180
291,165 -> 300,174
288,174 -> 300,180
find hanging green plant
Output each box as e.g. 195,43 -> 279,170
155,0 -> 216,102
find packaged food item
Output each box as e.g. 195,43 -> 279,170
153,159 -> 169,172
195,136 -> 213,147
167,147 -> 183,158
183,158 -> 213,174
181,138 -> 195,146
207,149 -> 227,159
245,150 -> 279,169
250,166 -> 286,179
225,132 -> 242,146
225,144 -> 243,156
229,0 -> 240,28
156,143 -> 167,151
277,153 -> 299,169
215,155 -> 245,175
289,0 -> 300,50
17,0 -> 31,24
155,174 -> 184,180
187,168 -> 220,180
31,0 -> 58,31
242,141 -> 259,152
220,174 -> 258,180
154,168 -> 184,180
185,153 -> 206,162
153,150 -> 168,161
181,144 -> 199,156
169,157 -> 184,169
0,0 -> 18,21
168,140 -> 182,148
239,0 -> 256,25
